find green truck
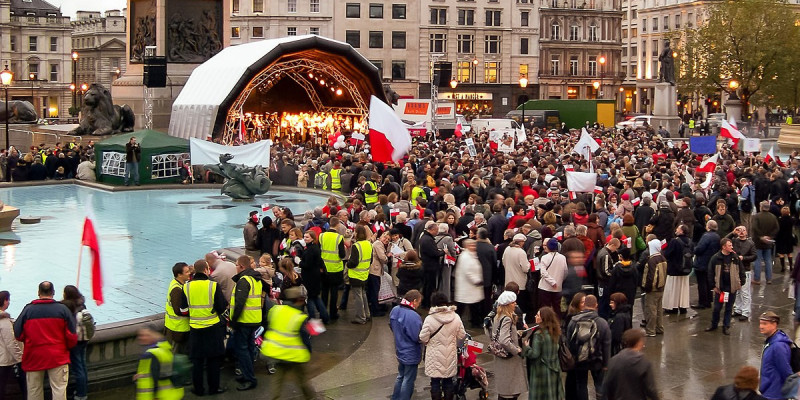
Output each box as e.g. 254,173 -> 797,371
517,99 -> 616,129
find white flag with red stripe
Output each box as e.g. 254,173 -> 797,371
696,153 -> 719,173
765,145 -> 786,167
368,95 -> 412,162
720,120 -> 744,148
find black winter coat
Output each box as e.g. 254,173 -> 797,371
663,235 -> 690,276
418,231 -> 443,272
608,304 -> 632,356
608,261 -> 638,308
300,243 -> 324,298
649,207 -> 675,241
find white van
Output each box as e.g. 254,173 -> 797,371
470,118 -> 521,132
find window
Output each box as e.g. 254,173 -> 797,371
521,11 -> 529,27
369,31 -> 383,48
392,31 -> 406,49
49,63 -> 57,82
29,36 -> 37,51
28,63 -> 38,77
287,27 -> 297,36
569,25 -> 579,41
551,23 -> 561,40
484,35 -> 500,54
49,37 -> 57,52
588,25 -> 597,41
622,46 -> 627,57
371,60 -> 383,77
9,36 -> 14,52
456,61 -> 471,82
369,3 -> 383,18
253,0 -> 263,13
675,14 -> 681,28
642,19 -> 646,32
588,56 -> 597,76
391,60 -> 405,80
569,56 -> 578,75
458,9 -> 474,25
631,28 -> 637,37
288,0 -> 297,12
232,0 -> 239,13
652,17 -> 658,31
632,63 -> 638,77
652,40 -> 659,56
310,27 -> 320,35
346,30 -> 360,47
392,4 -> 406,19
253,26 -> 264,37
663,16 -> 669,30
622,29 -> 628,39
231,27 -> 240,38
631,45 -> 637,57
520,38 -> 529,54
485,10 -> 501,26
151,153 -> 191,179
310,0 -> 319,13
458,34 -> 474,53
484,61 -> 498,83
101,152 -> 127,177
687,12 -> 693,27
346,3 -> 360,17
430,8 -> 446,24
632,9 -> 637,19
429,33 -> 446,52
551,56 -> 560,75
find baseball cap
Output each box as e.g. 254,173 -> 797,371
759,311 -> 780,323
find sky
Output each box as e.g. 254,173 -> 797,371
48,0 -> 127,19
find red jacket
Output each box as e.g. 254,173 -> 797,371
14,299 -> 77,371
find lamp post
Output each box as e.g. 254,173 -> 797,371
598,55 -> 606,98
519,76 -> 528,130
449,78 -> 458,114
1,65 -> 13,151
592,81 -> 600,99
28,72 -> 35,110
71,51 -> 78,113
79,83 -> 88,109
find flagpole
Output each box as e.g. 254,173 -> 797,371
76,243 -> 83,288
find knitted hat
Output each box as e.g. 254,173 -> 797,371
547,238 -> 559,251
497,291 -> 517,306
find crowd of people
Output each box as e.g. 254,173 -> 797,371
4,119 -> 800,400
0,142 -> 96,183
232,111 -> 367,146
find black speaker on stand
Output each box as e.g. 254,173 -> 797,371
433,62 -> 452,87
143,56 -> 167,88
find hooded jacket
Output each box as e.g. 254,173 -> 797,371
0,311 -> 23,366
602,348 -> 659,400
419,305 -> 466,378
694,231 -> 721,272
608,261 -> 638,307
390,303 -> 423,365
760,329 -> 793,399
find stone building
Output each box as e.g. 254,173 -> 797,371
71,10 -> 127,90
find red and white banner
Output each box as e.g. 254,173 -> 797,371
369,95 -> 412,162
696,153 -> 719,173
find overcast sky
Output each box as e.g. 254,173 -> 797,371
48,0 -> 127,19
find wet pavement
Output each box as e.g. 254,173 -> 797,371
92,265 -> 798,400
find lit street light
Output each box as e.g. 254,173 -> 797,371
519,76 -> 528,130
598,55 -> 606,98
1,65 -> 13,151
71,51 -> 79,114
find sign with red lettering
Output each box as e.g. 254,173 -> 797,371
403,102 -> 429,115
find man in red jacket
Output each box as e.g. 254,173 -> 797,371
14,281 -> 78,400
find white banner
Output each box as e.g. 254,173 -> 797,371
566,171 -> 598,193
189,138 -> 271,167
743,138 -> 761,153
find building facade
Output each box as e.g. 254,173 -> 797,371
229,0 -> 333,43
0,0 -> 73,118
71,10 -> 127,91
538,0 -> 623,104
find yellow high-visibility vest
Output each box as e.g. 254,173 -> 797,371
135,341 -> 183,400
364,181 -> 378,205
164,279 -> 189,333
231,275 -> 263,324
331,168 -> 342,190
348,240 -> 372,281
319,231 -> 344,273
261,305 -> 310,363
411,186 -> 426,207
183,280 -> 220,329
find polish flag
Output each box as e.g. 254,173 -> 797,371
454,122 -> 463,138
631,197 -> 641,206
720,120 -> 744,148
368,95 -> 412,162
765,145 -> 786,167
696,153 -> 719,173
594,186 -> 604,195
80,216 -> 104,305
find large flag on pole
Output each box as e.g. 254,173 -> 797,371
696,153 -> 719,173
80,216 -> 104,305
719,119 -> 744,148
368,95 -> 412,162
572,128 -> 600,159
765,145 -> 786,167
566,171 -> 598,193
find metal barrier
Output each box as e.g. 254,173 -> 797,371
5,127 -> 83,150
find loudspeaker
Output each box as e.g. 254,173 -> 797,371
143,56 -> 167,88
433,62 -> 452,87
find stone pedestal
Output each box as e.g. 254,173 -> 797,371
0,205 -> 20,232
652,83 -> 682,135
725,98 -> 743,123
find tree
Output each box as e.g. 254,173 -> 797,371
677,0 -> 800,117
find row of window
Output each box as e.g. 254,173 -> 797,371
369,59 -> 502,83
345,31 -> 406,49
429,8 -> 513,27
10,36 -> 59,52
10,63 -> 59,82
231,26 -> 320,38
232,0 -> 320,13
548,56 -> 607,76
346,3 -> 406,19
430,34 -> 506,54
640,13 -> 696,32
550,24 -> 600,41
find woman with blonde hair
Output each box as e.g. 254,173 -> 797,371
492,291 -> 528,400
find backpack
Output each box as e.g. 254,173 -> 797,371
77,309 -> 96,341
558,332 -> 575,371
570,315 -> 600,363
314,173 -> 327,189
790,337 -> 800,373
170,354 -> 192,387
681,240 -> 694,275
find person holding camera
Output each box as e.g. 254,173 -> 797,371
125,136 -> 141,186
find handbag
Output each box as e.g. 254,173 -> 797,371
423,323 -> 446,361
635,235 -> 647,251
558,332 -> 575,371
488,317 -> 513,359
378,270 -> 398,304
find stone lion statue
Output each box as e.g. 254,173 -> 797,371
70,83 -> 135,136
0,100 -> 37,123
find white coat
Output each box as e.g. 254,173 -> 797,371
419,306 -> 466,378
0,312 -> 22,366
453,250 -> 485,304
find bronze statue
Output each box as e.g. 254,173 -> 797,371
166,8 -> 222,63
70,84 -> 135,136
0,100 -> 37,123
658,40 -> 675,85
204,153 -> 272,199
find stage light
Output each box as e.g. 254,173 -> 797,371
320,79 -> 325,85
308,72 -> 314,79
331,87 -> 335,92
336,88 -> 343,96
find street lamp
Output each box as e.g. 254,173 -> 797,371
79,83 -> 88,109
598,55 -> 606,98
1,65 -> 13,151
593,81 -> 600,99
519,76 -> 528,130
729,79 -> 740,100
71,51 -> 78,112
28,72 -> 35,107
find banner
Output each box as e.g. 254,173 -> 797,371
189,138 -> 271,167
742,138 -> 761,153
689,136 -> 718,155
566,171 -> 598,193
465,138 -> 478,157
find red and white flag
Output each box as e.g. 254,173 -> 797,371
765,145 -> 786,167
631,197 -> 641,207
454,122 -> 463,138
594,186 -> 604,195
720,120 -> 745,148
81,216 -> 104,305
368,95 -> 412,162
696,153 -> 719,173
